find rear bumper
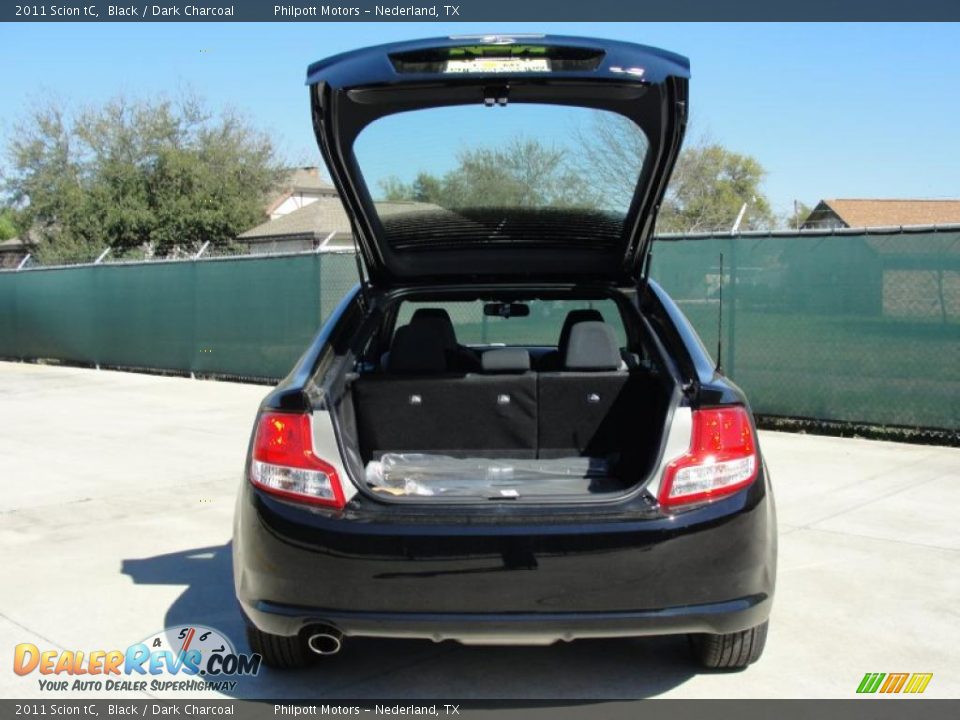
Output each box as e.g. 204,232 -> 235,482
233,469 -> 777,643
243,595 -> 771,645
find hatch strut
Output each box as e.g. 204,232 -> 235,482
638,246 -> 654,307
349,222 -> 369,308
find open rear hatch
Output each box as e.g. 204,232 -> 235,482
307,34 -> 690,287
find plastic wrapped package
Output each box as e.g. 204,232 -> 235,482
365,453 -> 611,498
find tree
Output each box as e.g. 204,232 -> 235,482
379,138 -> 599,210
0,207 -> 18,241
658,144 -> 775,233
380,113 -> 776,236
3,94 -> 285,262
575,113 -> 776,234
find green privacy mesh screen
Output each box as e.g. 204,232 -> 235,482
0,230 -> 957,430
0,253 -> 358,381
650,230 -> 960,430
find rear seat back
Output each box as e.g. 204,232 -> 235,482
538,322 -> 636,458
355,322 -> 653,464
354,340 -> 537,459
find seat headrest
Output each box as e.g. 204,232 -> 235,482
388,324 -> 447,373
557,309 -> 605,354
563,322 -> 621,371
481,348 -> 531,373
410,308 -> 458,350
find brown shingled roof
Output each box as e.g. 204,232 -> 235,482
264,167 -> 338,216
242,197 -> 352,240
821,199 -> 960,228
239,197 -> 441,241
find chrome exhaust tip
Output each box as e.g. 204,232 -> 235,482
306,627 -> 343,655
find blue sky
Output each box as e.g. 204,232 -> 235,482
1,22 -> 958,219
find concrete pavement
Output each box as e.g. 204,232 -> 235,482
0,361 -> 957,699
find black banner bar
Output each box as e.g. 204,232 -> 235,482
4,0 -> 960,21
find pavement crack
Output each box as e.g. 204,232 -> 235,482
796,524 -> 960,553
0,610 -> 68,652
797,464 -> 947,529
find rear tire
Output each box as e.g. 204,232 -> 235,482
690,621 -> 768,669
245,623 -> 316,669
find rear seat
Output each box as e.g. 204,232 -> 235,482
536,308 -> 604,371
537,321 -> 639,458
353,329 -> 537,459
354,319 -> 651,464
409,307 -> 481,372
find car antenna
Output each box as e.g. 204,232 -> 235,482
715,252 -> 724,374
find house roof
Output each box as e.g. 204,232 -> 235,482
240,197 -> 440,241
817,199 -> 960,228
264,166 -> 338,216
242,197 -> 351,240
283,167 -> 337,194
0,236 -> 30,252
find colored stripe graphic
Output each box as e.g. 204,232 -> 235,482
880,673 -> 909,693
857,672 -> 933,694
857,673 -> 885,693
904,673 -> 933,694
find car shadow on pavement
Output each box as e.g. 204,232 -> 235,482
122,543 -> 697,700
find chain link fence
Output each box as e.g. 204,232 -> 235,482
1,227 -> 958,432
3,239 -> 261,271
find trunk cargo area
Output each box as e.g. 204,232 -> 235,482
339,363 -> 673,500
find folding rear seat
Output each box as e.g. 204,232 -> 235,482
469,348 -> 538,458
537,321 -> 639,459
353,328 -> 537,460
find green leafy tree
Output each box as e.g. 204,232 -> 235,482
575,113 -> 776,233
659,144 -> 775,233
378,138 -> 600,210
3,94 -> 285,263
379,113 -> 775,236
0,207 -> 19,241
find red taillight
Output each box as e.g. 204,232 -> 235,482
249,412 -> 346,509
658,406 -> 759,509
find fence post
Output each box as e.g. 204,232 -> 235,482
316,253 -> 324,326
189,252 -> 198,379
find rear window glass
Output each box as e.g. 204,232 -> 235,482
353,104 -> 649,251
395,299 -> 627,347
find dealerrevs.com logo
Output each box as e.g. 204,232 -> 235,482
14,625 -> 261,693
